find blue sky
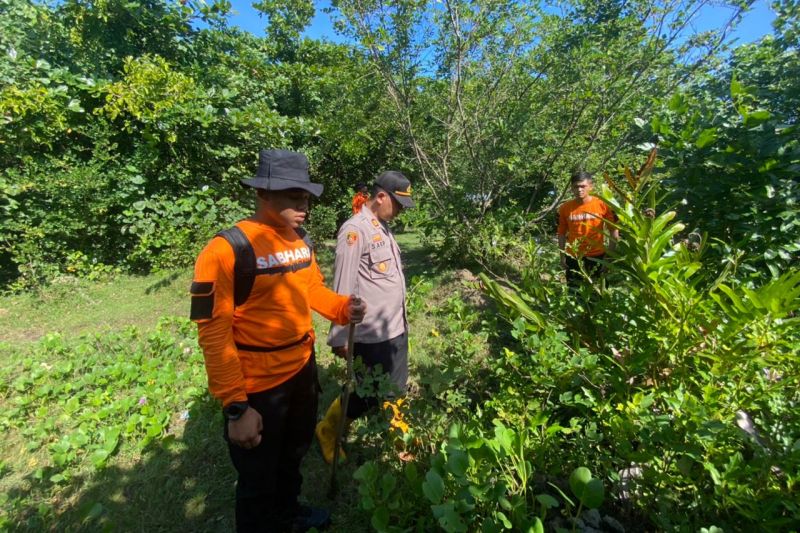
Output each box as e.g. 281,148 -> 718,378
219,0 -> 777,45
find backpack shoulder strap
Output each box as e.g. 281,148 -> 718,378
216,226 -> 256,308
295,227 -> 314,254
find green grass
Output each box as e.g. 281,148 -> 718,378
0,230 -> 475,532
0,270 -> 190,348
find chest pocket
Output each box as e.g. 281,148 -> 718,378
369,245 -> 396,279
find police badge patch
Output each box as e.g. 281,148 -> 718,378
346,231 -> 358,245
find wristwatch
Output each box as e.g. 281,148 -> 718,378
223,402 -> 249,421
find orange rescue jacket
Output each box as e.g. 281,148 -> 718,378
191,219 -> 350,406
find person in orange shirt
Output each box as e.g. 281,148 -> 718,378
351,182 -> 369,214
190,149 -> 366,533
557,171 -> 619,285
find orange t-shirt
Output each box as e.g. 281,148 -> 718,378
351,192 -> 369,214
557,197 -> 616,257
191,220 -> 350,406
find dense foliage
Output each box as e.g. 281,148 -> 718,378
348,154 -> 799,531
3,0 -> 787,289
0,0 -> 399,288
1,0 -> 798,531
653,18 -> 800,278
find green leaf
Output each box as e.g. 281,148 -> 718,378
704,462 -> 722,485
404,462 -> 418,483
422,469 -> 445,504
101,427 -> 121,453
432,502 -> 468,532
380,472 -> 397,496
492,424 -> 515,454
495,510 -> 512,529
536,493 -> 559,509
371,506 -> 390,531
740,286 -> 765,310
447,450 -> 469,478
744,109 -> 772,127
498,496 -> 513,511
767,263 -> 780,278
709,290 -> 735,316
67,99 -> 84,113
361,495 -> 374,510
90,449 -> 111,468
730,76 -> 745,98
568,467 -> 592,498
581,479 -> 605,509
695,128 -> 717,148
717,284 -> 749,314
526,517 -> 544,533
569,467 -> 605,508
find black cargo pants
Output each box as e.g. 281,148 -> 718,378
224,352 -> 319,533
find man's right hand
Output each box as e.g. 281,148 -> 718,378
347,295 -> 366,324
228,407 -> 263,449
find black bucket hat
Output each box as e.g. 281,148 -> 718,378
375,170 -> 414,208
240,149 -> 324,197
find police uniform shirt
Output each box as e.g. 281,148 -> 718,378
327,206 -> 407,347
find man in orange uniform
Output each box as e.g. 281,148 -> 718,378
190,149 -> 366,533
557,171 -> 619,285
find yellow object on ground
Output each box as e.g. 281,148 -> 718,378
316,396 -> 347,464
383,398 -> 410,434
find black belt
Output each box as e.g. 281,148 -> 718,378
236,332 -> 311,353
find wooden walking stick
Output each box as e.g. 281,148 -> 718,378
328,311 -> 358,498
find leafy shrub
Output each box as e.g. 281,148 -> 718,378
479,156 -> 800,529
1,161 -> 146,289
650,31 -> 800,279
355,417 -> 609,533
305,202 -> 342,244
120,186 -> 249,271
0,0 -> 396,290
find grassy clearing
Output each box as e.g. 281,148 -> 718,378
0,230 -> 480,531
0,270 -> 190,348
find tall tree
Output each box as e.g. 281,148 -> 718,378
331,0 -> 748,257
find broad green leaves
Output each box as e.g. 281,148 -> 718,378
654,37 -> 800,279
478,144 -> 800,528
0,0 -> 393,288
0,317 -> 204,481
477,274 -> 546,331
422,469 -> 445,504
568,467 -> 604,509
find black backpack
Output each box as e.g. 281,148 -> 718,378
216,226 -> 314,308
